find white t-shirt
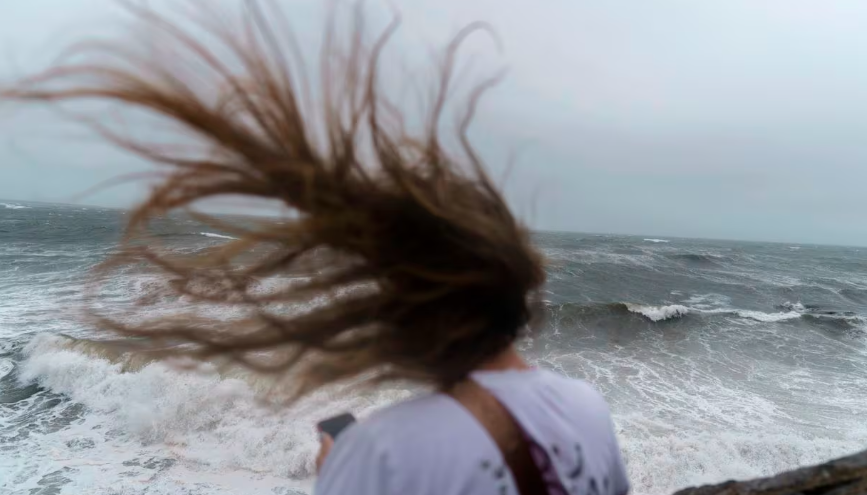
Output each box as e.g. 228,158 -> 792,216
316,369 -> 630,495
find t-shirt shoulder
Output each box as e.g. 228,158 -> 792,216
317,393 -> 503,495
316,372 -> 630,495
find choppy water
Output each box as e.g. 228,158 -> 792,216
1,200 -> 865,495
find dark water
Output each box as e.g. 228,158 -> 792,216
1,200 -> 866,495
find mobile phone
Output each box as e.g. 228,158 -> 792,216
316,413 -> 356,439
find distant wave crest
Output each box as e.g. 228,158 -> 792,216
18,333 -> 405,483
732,310 -> 801,323
625,303 -> 690,322
199,232 -> 238,240
1,202 -> 29,210
545,299 -> 866,333
643,238 -> 670,243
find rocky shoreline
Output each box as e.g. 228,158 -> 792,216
674,449 -> 867,495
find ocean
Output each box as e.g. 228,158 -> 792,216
1,199 -> 865,495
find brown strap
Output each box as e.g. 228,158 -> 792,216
448,380 -> 549,495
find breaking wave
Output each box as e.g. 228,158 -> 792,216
10,333 -> 412,493
199,232 -> 238,240
544,300 -> 866,329
625,303 -> 690,322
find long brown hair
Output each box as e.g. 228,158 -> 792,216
6,1 -> 546,401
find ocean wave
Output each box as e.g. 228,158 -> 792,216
15,333 -> 412,490
200,232 -> 238,240
801,314 -> 863,333
778,301 -> 865,326
778,301 -> 807,313
682,293 -> 731,310
1,202 -> 30,210
542,248 -> 657,268
666,253 -> 731,265
543,301 -> 694,327
13,333 -> 865,495
622,303 -> 800,324
544,299 -> 867,329
643,238 -> 669,243
771,302 -> 866,337
0,358 -> 13,380
625,303 -> 690,322
838,287 -> 867,304
731,310 -> 801,323
618,425 -> 867,494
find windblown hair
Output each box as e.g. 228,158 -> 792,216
7,2 -> 546,400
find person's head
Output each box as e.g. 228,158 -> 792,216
6,2 -> 546,400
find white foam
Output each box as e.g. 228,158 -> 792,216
618,424 -> 866,494
541,340 -> 867,495
10,333 -> 413,494
0,358 -> 13,379
200,232 -> 238,240
626,303 -> 690,322
692,306 -> 803,323
682,293 -> 731,310
674,296 -> 806,323
1,202 -> 29,210
734,310 -> 801,323
643,238 -> 670,243
780,301 -> 807,313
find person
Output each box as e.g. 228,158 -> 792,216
7,2 -> 629,494
314,347 -> 630,495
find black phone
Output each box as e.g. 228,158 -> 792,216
316,413 -> 356,439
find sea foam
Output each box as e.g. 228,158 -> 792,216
625,301 -> 802,324
733,310 -> 802,323
619,426 -> 866,494
625,303 -> 690,321
12,334 -> 411,494
0,359 -> 13,379
200,232 -> 238,240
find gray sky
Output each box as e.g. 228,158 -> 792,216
3,1 -> 867,245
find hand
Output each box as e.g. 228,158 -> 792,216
316,433 -> 334,474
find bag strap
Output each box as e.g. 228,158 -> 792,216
448,379 -> 550,495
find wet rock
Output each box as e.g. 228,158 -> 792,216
673,449 -> 867,495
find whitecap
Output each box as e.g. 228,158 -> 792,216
693,305 -> 803,323
619,426 -> 867,494
199,232 -> 238,240
643,238 -> 670,243
683,293 -> 730,310
12,333 -> 410,493
0,359 -> 13,380
625,303 -> 690,322
779,301 -> 806,313
1,202 -> 29,210
734,310 -> 801,323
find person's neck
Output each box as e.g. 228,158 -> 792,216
476,345 -> 531,372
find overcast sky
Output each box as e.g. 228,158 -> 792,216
3,1 -> 867,245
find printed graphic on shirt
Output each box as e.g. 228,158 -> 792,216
480,438 -> 619,495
